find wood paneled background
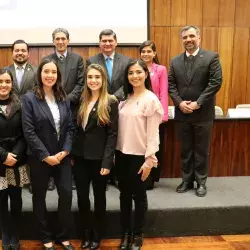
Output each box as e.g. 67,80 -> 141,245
0,0 -> 250,113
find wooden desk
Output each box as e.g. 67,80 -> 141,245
161,118 -> 250,178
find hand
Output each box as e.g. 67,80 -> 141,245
138,164 -> 152,182
100,168 -> 110,176
44,156 -> 60,166
179,101 -> 193,114
3,153 -> 17,167
189,101 -> 201,110
55,151 -> 68,162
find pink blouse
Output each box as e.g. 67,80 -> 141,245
150,63 -> 168,121
116,90 -> 163,167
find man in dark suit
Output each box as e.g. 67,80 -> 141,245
8,40 -> 37,98
43,28 -> 84,191
168,25 -> 222,197
86,29 -> 131,100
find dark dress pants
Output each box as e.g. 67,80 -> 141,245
0,186 -> 22,245
115,151 -> 148,236
178,120 -> 213,185
73,157 -> 108,240
28,156 -> 72,244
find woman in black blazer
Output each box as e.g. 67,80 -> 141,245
0,68 -> 28,250
22,59 -> 74,250
72,64 -> 118,250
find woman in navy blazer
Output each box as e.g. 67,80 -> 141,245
72,64 -> 118,250
22,59 -> 74,250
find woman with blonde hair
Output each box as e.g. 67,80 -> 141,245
72,64 -> 118,250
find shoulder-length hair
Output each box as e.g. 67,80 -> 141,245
139,40 -> 160,64
34,58 -> 66,101
123,60 -> 153,99
0,68 -> 19,105
78,63 -> 117,126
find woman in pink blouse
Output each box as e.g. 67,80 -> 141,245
139,41 -> 168,189
116,60 -> 163,250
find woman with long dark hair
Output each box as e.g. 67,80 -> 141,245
139,40 -> 168,189
116,60 -> 163,250
22,59 -> 74,250
0,68 -> 28,250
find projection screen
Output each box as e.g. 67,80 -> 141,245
0,0 -> 148,46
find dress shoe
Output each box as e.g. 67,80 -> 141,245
56,241 -> 74,250
43,245 -> 56,250
89,241 -> 100,250
10,243 -> 20,250
176,182 -> 194,193
47,178 -> 55,191
131,235 -> 143,250
2,245 -> 11,250
118,233 -> 132,250
81,230 -> 91,249
196,184 -> 207,197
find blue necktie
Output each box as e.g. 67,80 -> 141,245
16,67 -> 24,88
106,57 -> 112,81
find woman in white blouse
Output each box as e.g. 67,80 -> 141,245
116,60 -> 163,250
22,59 -> 74,250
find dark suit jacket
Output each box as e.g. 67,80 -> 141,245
168,48 -> 222,121
22,92 -> 74,162
86,53 -> 131,100
9,63 -> 37,98
43,52 -> 84,104
72,98 -> 118,170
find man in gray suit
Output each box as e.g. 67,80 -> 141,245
86,29 -> 131,100
44,28 -> 84,191
168,25 -> 222,197
9,40 -> 37,98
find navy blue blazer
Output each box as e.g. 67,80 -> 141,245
22,92 -> 74,161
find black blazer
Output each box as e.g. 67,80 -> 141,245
86,53 -> 131,100
0,97 -> 26,177
168,48 -> 222,121
43,52 -> 84,104
8,63 -> 37,98
22,92 -> 74,162
72,98 -> 118,170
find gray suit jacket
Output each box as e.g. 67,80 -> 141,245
43,52 -> 84,104
86,53 -> 131,100
9,63 -> 37,98
168,48 -> 222,122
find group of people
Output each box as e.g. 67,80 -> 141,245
0,25 -> 222,250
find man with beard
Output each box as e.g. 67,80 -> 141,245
168,25 -> 222,197
43,28 -> 84,191
8,40 -> 37,98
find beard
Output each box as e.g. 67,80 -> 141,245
13,57 -> 28,66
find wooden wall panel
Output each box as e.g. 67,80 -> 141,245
230,28 -> 249,108
171,0 -> 187,26
0,49 -> 12,68
186,0 -> 202,26
202,0 -> 219,26
235,0 -> 250,27
153,0 -> 171,26
246,30 -> 250,104
169,27 -> 183,60
219,0 -> 236,26
217,28 -> 234,112
202,27 -> 218,52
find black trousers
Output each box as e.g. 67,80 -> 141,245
178,120 -> 213,185
115,151 -> 148,236
0,186 -> 22,245
28,156 -> 73,244
73,157 -> 108,240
